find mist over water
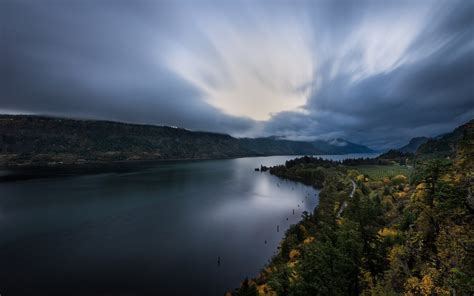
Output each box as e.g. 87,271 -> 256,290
0,154 -> 377,295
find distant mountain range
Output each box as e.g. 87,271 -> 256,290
0,115 -> 374,167
240,137 -> 373,156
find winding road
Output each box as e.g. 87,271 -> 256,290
336,179 -> 356,218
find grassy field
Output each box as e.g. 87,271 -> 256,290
355,164 -> 412,180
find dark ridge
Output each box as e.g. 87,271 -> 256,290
0,115 -> 374,167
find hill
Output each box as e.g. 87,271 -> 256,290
398,136 -> 429,153
416,119 -> 474,157
240,137 -> 374,156
0,115 -> 373,167
239,137 -> 321,155
312,138 -> 374,154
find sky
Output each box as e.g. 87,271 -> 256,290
1,0 -> 473,149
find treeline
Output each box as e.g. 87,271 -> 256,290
375,149 -> 413,165
269,156 -> 394,188
281,155 -> 393,169
270,156 -> 342,188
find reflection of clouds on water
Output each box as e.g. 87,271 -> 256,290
208,170 -> 318,226
211,193 -> 298,222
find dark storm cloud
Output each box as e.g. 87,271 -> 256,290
1,0 -> 255,134
264,0 -> 474,149
1,0 -> 473,148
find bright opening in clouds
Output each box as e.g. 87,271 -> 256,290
1,0 -> 473,149
165,11 -> 314,120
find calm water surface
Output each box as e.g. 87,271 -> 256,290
0,154 -> 377,295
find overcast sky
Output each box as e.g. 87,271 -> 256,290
1,0 -> 473,149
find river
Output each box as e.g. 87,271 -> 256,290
0,154 -> 378,295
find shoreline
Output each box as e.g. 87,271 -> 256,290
229,162 -> 340,295
1,152 -> 377,168
0,153 -> 379,182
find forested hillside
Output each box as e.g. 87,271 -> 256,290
0,115 -> 250,165
0,115 -> 373,167
232,120 -> 473,295
416,120 -> 473,157
398,137 -> 429,153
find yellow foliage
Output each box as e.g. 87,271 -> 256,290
257,284 -> 277,296
303,236 -> 315,244
383,195 -> 394,203
395,191 -> 408,199
368,181 -> 383,190
378,227 -> 398,238
264,267 -> 273,274
415,190 -> 428,201
359,270 -> 376,293
413,183 -> 429,201
404,267 -> 452,296
404,276 -> 421,296
453,173 -> 463,184
333,201 -> 340,213
298,224 -> 308,237
392,174 -> 408,184
436,225 -> 469,272
388,245 -> 406,269
356,174 -> 366,182
289,249 -> 301,261
440,173 -> 452,182
288,268 -> 300,284
404,275 -> 434,296
420,275 -> 434,295
348,170 -> 359,178
416,182 -> 427,190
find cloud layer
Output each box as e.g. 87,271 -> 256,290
1,0 -> 473,149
